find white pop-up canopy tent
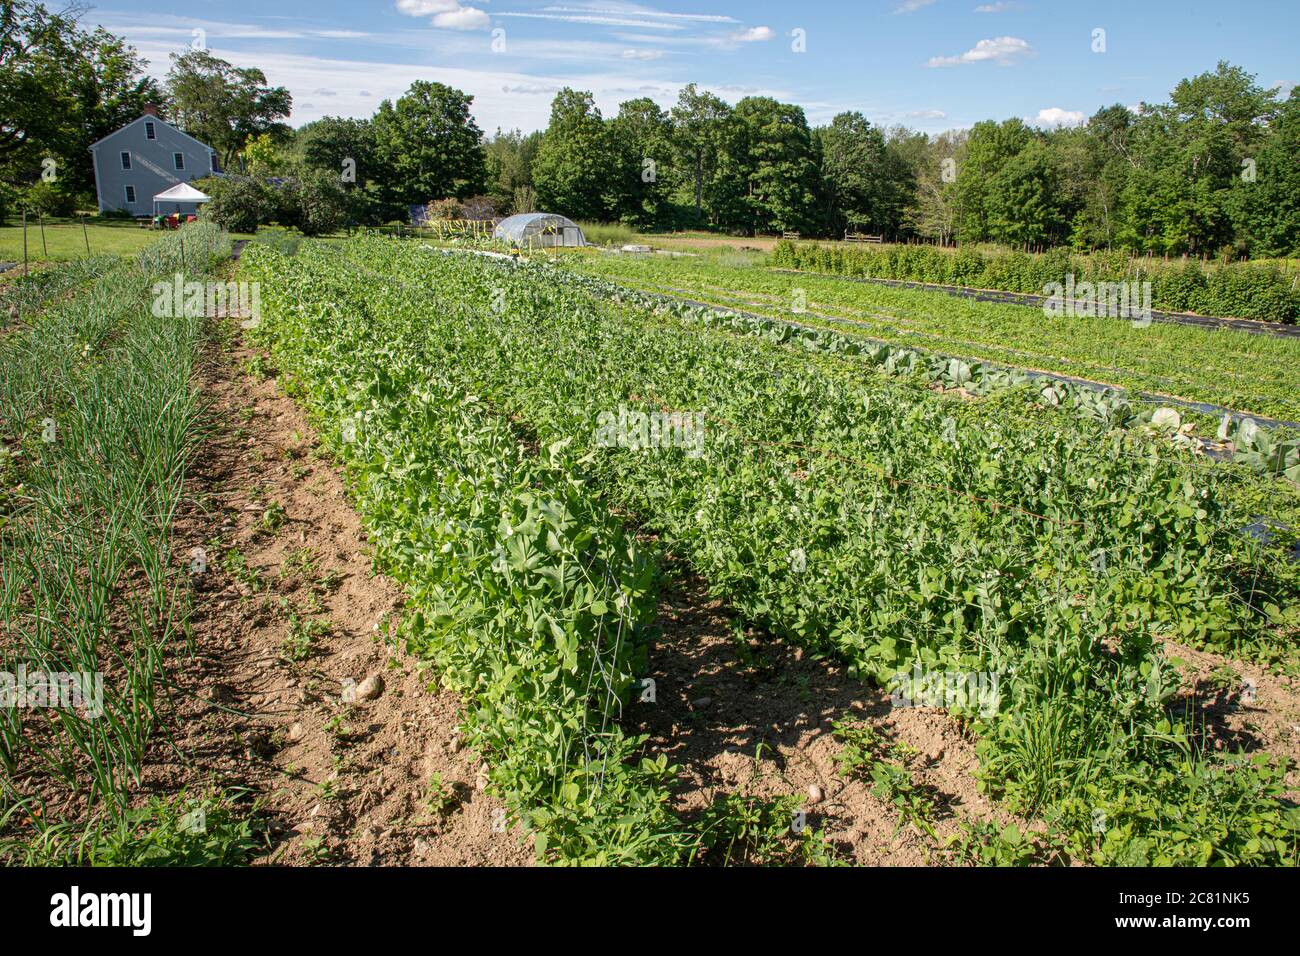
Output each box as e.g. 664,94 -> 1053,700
153,182 -> 211,216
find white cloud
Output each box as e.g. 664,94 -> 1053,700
907,109 -> 947,119
110,12 -> 677,67
1033,107 -> 1084,127
732,26 -> 774,42
395,0 -> 458,14
500,83 -> 566,95
125,37 -> 797,132
543,3 -> 737,23
894,0 -> 938,12
926,36 -> 1032,67
496,12 -> 685,30
974,2 -> 1020,12
396,0 -> 490,30
433,7 -> 490,30
622,48 -> 665,60
99,18 -> 372,41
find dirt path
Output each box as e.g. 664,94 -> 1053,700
1162,640 -> 1300,795
163,320 -> 532,866
634,566 -> 1010,864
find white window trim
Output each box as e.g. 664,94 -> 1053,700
124,185 -> 136,204
145,121 -> 156,140
120,151 -> 131,170
173,152 -> 185,171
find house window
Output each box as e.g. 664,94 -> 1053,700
120,151 -> 131,170
124,185 -> 136,204
173,152 -> 185,171
145,121 -> 156,140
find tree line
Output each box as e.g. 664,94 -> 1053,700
3,0 -> 1296,257
520,64 -> 1298,258
221,61 -> 1300,258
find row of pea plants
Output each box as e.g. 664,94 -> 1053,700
560,265 -> 1300,625
0,224 -> 229,851
315,237 -> 1297,864
240,244 -> 695,864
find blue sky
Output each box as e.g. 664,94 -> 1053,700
93,0 -> 1299,134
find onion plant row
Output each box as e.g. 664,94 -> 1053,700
0,255 -> 123,332
0,224 -> 229,845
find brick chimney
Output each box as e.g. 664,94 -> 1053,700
142,104 -> 159,116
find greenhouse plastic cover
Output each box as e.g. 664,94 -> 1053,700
493,213 -> 586,245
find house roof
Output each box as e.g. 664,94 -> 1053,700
89,114 -> 215,153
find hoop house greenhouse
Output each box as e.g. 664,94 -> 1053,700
493,213 -> 587,248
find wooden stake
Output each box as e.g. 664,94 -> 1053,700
39,212 -> 47,258
81,214 -> 90,254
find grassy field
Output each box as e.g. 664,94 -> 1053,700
577,221 -> 784,251
0,216 -> 166,263
575,222 -> 1300,267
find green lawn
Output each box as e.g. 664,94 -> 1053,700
0,216 -> 160,263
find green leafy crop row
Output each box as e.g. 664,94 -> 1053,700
245,237 -> 1299,865
241,245 -> 691,864
567,252 -> 1300,425
558,268 -> 1300,485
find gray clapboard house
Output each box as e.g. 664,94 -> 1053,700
91,107 -> 219,217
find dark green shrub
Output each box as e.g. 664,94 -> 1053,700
0,181 -> 16,225
287,174 -> 349,236
19,180 -> 77,217
196,175 -> 267,234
